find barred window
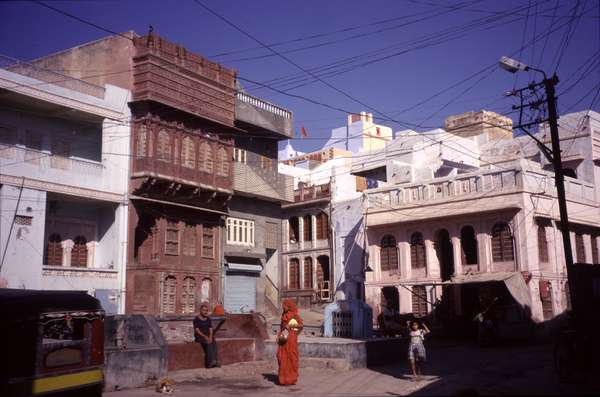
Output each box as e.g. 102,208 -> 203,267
181,136 -> 196,169
46,233 -> 62,266
233,148 -> 247,163
162,275 -> 177,314
165,221 -> 180,256
380,235 -> 398,272
217,146 -> 229,176
410,232 -> 426,269
72,235 -> 88,267
226,217 -> 254,247
182,224 -> 196,256
539,280 -> 553,320
411,285 -> 428,317
156,130 -> 171,162
182,276 -> 196,314
199,142 -> 213,173
491,223 -> 514,262
538,224 -> 549,263
303,215 -> 313,242
304,257 -> 313,289
289,259 -> 300,289
575,233 -> 586,263
202,226 -> 214,258
136,125 -> 148,158
316,212 -> 329,240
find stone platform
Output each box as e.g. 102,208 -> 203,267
263,336 -> 408,369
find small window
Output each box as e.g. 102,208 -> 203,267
162,275 -> 177,314
71,236 -> 88,267
289,259 -> 300,289
46,233 -> 63,266
165,221 -> 180,256
199,142 -> 213,173
380,235 -> 398,272
538,224 -> 549,263
303,257 -> 313,289
182,224 -> 196,256
217,146 -> 229,177
316,212 -> 329,240
156,130 -> 171,163
202,226 -> 214,258
412,285 -> 428,317
491,223 -> 514,262
182,276 -> 196,314
226,217 -> 254,247
15,215 -> 33,226
410,232 -> 426,269
575,233 -> 586,263
233,148 -> 247,163
303,215 -> 313,242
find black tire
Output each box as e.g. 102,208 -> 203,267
554,331 -> 577,382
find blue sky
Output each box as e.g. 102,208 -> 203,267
1,0 -> 598,153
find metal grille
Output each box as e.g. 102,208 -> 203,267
380,235 -> 398,271
538,226 -> 549,263
410,232 -> 426,269
492,223 -> 514,262
333,311 -> 352,338
575,233 -> 586,263
15,215 -> 33,226
412,285 -> 428,317
265,221 -> 278,250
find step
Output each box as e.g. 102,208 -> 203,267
300,357 -> 350,371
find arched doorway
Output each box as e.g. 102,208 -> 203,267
316,255 -> 331,300
435,229 -> 454,281
381,286 -> 399,312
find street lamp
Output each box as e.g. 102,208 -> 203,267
498,56 -> 529,73
499,56 -> 575,311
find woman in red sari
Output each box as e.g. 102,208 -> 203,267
276,299 -> 303,386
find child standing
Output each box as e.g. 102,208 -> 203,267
408,320 -> 430,381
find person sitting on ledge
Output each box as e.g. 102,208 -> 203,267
193,303 -> 220,368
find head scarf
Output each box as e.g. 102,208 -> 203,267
281,298 -> 301,325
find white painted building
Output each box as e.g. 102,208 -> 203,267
0,59 -> 131,313
361,109 -> 600,326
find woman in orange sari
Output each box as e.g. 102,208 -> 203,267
276,299 -> 303,386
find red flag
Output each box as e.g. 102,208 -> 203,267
300,126 -> 308,137
376,127 -> 381,136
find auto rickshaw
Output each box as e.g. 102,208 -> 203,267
0,289 -> 105,396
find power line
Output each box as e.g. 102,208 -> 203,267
32,0 -> 134,42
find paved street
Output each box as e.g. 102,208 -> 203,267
105,341 -> 596,396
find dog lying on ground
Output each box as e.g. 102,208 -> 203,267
155,378 -> 175,394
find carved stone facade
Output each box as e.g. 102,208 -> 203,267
132,34 -> 236,127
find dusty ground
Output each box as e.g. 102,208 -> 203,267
105,341 -> 597,396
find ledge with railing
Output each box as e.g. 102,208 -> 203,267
236,92 -> 292,119
293,182 -> 331,203
1,54 -> 106,98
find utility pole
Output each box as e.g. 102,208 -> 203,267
499,57 -> 575,307
544,75 -> 575,274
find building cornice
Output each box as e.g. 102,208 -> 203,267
0,174 -> 125,203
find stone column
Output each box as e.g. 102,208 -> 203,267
299,216 -> 304,249
451,236 -> 462,276
477,232 -> 490,273
283,220 -> 289,251
62,240 -> 74,267
87,241 -> 97,268
312,214 -> 317,244
583,234 -> 593,264
425,239 -> 439,279
593,236 -> 600,264
399,241 -> 411,280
